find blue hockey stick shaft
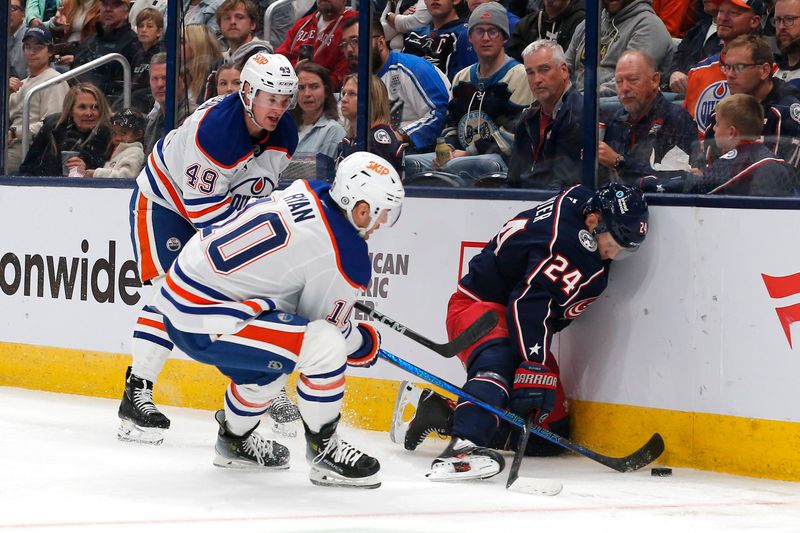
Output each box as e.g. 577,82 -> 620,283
378,348 -> 664,473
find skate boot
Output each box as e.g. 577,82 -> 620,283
390,381 -> 454,451
117,366 -> 171,445
267,387 -> 301,437
213,410 -> 290,470
305,416 -> 381,489
426,437 -> 505,481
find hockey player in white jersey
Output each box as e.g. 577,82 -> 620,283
152,152 -> 404,488
119,52 -> 301,445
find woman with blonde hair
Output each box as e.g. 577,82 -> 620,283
20,83 -> 112,176
337,73 -> 404,172
182,24 -> 223,103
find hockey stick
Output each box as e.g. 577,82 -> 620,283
378,348 -> 665,473
506,412 -> 563,496
354,302 -> 498,358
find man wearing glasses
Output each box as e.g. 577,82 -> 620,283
704,34 -> 800,169
683,0 -> 763,136
774,0 -> 800,89
8,0 -> 27,79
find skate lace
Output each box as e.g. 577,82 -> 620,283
133,386 -> 160,415
243,433 -> 275,465
313,434 -> 364,467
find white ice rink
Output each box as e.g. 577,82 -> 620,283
2,386 -> 800,533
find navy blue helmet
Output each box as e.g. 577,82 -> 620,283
585,184 -> 649,249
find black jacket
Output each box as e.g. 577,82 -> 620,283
666,12 -> 721,80
508,85 -> 584,189
73,22 -> 143,104
507,0 -> 585,62
19,113 -> 111,176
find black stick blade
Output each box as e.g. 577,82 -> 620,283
598,433 -> 665,473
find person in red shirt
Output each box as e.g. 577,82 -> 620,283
275,0 -> 355,90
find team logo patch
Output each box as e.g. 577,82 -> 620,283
720,148 -> 738,160
564,297 -> 598,319
267,360 -> 284,370
276,313 -> 294,323
374,129 -> 392,145
694,80 -> 729,132
791,103 -> 800,124
166,237 -> 182,252
578,229 -> 597,252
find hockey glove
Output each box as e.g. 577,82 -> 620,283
510,362 -> 558,422
346,323 -> 381,368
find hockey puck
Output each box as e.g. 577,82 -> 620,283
651,467 -> 672,477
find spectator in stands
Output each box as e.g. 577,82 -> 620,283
289,62 -> 346,159
183,24 -> 223,103
403,0 -> 471,80
668,0 -> 721,95
641,94 -> 797,195
704,34 -> 800,168
72,0 -> 142,107
184,0 -> 224,36
127,0 -> 165,28
599,50 -> 702,185
507,0 -> 585,63
774,0 -> 800,88
6,26 -> 71,174
260,0 -> 317,50
130,7 -> 164,103
25,0 -> 61,31
405,2 -> 533,182
565,0 -> 674,97
57,0 -> 101,42
467,0 -> 519,34
341,18 -> 450,153
217,0 -> 273,67
381,0 -> 431,51
19,83 -> 112,176
85,107 -> 146,177
9,0 -> 27,79
275,0 -> 355,90
683,0 -> 763,135
337,74 -> 406,172
507,40 -> 582,189
653,0 -> 696,38
205,62 -> 241,99
143,53 -> 196,154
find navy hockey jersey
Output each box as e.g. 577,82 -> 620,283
457,185 -> 610,367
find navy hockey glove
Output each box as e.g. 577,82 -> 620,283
510,362 -> 558,422
347,323 -> 381,368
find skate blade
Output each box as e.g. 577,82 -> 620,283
389,381 -> 423,447
212,453 -> 291,471
507,476 -> 563,496
117,419 -> 165,445
425,459 -> 501,482
309,467 -> 381,489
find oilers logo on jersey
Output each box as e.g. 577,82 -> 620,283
694,80 -> 729,133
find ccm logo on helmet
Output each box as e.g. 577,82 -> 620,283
367,161 -> 391,175
253,54 -> 269,64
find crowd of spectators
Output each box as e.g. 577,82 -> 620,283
4,0 -> 800,196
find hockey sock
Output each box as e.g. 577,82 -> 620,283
224,381 -> 282,436
296,364 -> 346,433
131,305 -> 173,382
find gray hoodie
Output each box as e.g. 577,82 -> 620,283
565,0 -> 674,97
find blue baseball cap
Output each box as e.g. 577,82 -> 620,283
23,25 -> 53,46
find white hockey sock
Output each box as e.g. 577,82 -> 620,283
224,380 -> 285,436
131,305 -> 173,382
296,371 -> 345,433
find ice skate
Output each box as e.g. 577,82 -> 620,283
267,387 -> 301,437
426,437 -> 505,481
213,410 -> 290,470
390,381 -> 454,450
117,366 -> 170,445
305,416 -> 381,489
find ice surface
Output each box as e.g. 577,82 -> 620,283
2,387 -> 799,532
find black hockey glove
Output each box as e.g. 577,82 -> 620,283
510,362 -> 558,422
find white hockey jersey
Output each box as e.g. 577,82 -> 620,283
154,179 -> 370,355
136,93 -> 298,229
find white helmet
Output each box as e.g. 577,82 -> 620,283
239,53 -> 298,124
330,152 -> 405,238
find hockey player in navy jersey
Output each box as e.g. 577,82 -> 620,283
118,52 -> 300,445
151,152 -> 404,488
393,183 -> 649,481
